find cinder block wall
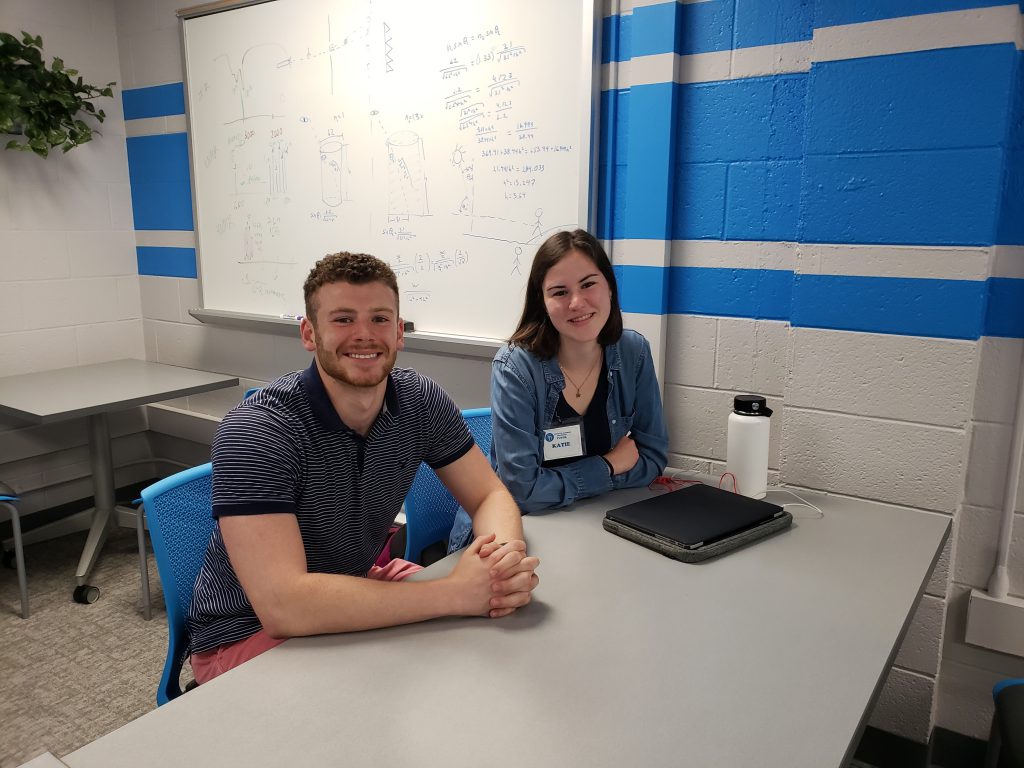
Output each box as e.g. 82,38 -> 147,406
0,0 -> 153,517
600,0 -> 1024,743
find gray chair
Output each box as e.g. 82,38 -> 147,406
0,482 -> 28,618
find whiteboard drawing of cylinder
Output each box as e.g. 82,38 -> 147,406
387,131 -> 429,216
320,138 -> 345,207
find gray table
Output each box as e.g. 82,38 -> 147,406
0,359 -> 237,599
16,752 -> 70,768
62,486 -> 948,768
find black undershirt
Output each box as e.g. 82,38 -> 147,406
543,360 -> 611,468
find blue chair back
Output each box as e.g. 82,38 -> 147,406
403,408 -> 491,564
243,387 -> 261,399
140,463 -> 215,706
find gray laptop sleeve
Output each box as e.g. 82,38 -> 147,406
602,510 -> 793,563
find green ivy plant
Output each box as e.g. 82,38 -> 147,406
0,31 -> 115,158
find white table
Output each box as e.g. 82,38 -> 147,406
0,359 -> 237,600
62,486 -> 949,768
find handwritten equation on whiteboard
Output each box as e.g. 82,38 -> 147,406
185,0 -> 589,339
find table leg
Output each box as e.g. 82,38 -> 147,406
74,413 -> 118,587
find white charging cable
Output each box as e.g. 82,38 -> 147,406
764,488 -> 824,519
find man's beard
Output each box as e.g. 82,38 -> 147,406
315,340 -> 397,388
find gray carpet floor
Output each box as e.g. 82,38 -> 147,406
0,527 -> 169,767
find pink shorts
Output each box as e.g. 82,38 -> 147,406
190,558 -> 424,685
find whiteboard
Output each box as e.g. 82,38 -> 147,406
180,0 -> 597,341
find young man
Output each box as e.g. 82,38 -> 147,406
188,252 -> 539,683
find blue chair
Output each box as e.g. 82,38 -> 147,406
136,386 -> 261,619
0,483 -> 28,618
403,408 -> 492,565
140,463 -> 215,705
986,678 -> 1024,768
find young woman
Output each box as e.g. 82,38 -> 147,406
449,229 -> 668,550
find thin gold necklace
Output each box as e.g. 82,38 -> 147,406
560,354 -> 601,399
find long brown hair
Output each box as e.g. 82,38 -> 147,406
509,229 -> 623,359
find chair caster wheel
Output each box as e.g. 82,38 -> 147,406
73,585 -> 100,604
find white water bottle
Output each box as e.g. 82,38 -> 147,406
726,394 -> 773,499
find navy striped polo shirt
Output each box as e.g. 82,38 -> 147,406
187,361 -> 474,654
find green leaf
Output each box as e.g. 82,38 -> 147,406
1,28 -> 117,159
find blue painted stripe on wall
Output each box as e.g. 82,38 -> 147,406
601,15 -> 618,64
800,149 -> 1004,246
677,75 -> 807,162
999,148 -> 1024,244
725,160 -> 802,242
997,53 -> 1024,244
733,0 -> 813,49
616,263 -> 1022,339
668,267 -> 792,320
672,162 -> 728,240
127,133 -> 194,231
620,13 -> 632,63
623,82 -> 677,239
126,133 -> 191,183
122,83 -> 185,120
791,274 -> 987,339
815,0 -> 1010,29
604,0 -> 812,61
136,246 -> 197,278
986,278 -> 1024,337
596,90 -> 618,240
630,3 -> 681,59
615,264 -> 669,314
806,45 -> 1017,155
678,0 -> 734,56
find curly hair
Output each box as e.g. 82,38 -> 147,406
302,252 -> 400,321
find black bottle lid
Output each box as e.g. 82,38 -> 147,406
733,394 -> 772,417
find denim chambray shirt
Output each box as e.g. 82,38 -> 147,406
449,329 -> 670,550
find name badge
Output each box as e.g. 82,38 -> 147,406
543,423 -> 585,462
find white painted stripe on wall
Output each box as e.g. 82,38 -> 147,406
630,52 -> 677,87
670,240 -> 798,270
622,311 -> 668,383
630,42 -> 809,88
812,5 -> 1024,63
125,114 -> 187,137
798,243 -> 991,280
605,4 -> 1022,91
608,238 -> 671,266
992,246 -> 1024,279
601,61 -> 626,91
125,117 -> 168,137
135,230 -> 196,248
731,40 -> 811,79
676,50 -> 732,84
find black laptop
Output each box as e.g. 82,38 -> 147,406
603,483 -> 792,562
